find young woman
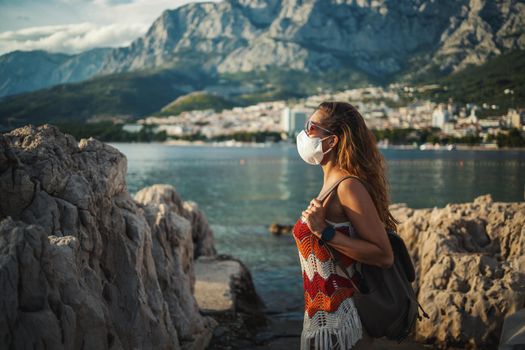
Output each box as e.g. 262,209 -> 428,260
292,101 -> 398,349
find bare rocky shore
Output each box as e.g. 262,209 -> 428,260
1,124 -> 523,349
0,124 -> 264,349
391,196 -> 525,349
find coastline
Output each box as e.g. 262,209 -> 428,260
2,125 -> 523,349
155,139 -> 525,151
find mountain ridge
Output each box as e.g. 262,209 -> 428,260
1,50 -> 523,128
0,0 -> 523,100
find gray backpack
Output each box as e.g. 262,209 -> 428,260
317,175 -> 429,342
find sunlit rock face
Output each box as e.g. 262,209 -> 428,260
0,124 -> 217,349
391,195 -> 525,348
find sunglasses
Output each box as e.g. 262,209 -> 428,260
304,119 -> 333,136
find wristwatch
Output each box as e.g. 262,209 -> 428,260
319,224 -> 336,244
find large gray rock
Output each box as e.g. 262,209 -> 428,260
134,184 -> 216,259
194,255 -> 264,316
390,194 -> 525,348
0,124 -> 218,349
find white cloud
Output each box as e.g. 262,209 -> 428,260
92,0 -> 221,27
0,0 -> 222,55
0,22 -> 149,55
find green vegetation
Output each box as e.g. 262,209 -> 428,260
24,122 -> 523,147
173,132 -> 207,142
372,127 -> 488,146
413,50 -> 525,115
168,131 -> 282,143
211,131 -> 282,143
0,67 -> 210,127
487,128 -> 525,148
53,122 -> 167,142
0,65 -> 375,127
1,49 -> 523,145
156,91 -> 238,116
221,66 -> 377,105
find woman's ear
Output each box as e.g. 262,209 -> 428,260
330,135 -> 338,148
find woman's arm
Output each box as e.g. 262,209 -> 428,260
314,178 -> 394,268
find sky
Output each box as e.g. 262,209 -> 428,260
0,0 -> 221,56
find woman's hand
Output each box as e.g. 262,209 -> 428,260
301,198 -> 328,237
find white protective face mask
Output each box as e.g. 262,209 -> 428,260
296,130 -> 334,165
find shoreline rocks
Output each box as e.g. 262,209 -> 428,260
195,254 -> 267,350
390,195 -> 525,349
264,197 -> 525,349
2,124 -> 523,349
0,124 -> 263,350
268,222 -> 294,235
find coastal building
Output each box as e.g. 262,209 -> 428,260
155,125 -> 188,136
122,124 -> 143,133
508,109 -> 524,128
281,107 -> 309,137
442,122 -> 456,135
432,104 -> 450,129
479,118 -> 502,132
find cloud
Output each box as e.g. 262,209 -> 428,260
0,0 -> 222,55
0,22 -> 149,55
92,0 -> 221,26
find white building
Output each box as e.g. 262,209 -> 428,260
122,124 -> 143,133
281,107 -> 309,137
155,125 -> 186,136
442,122 -> 456,135
508,109 -> 524,128
432,104 -> 450,129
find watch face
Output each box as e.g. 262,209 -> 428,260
322,225 -> 336,241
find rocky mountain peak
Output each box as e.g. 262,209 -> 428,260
0,0 -> 523,98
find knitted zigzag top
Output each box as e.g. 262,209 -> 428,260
293,217 -> 363,350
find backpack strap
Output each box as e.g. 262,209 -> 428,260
316,174 -> 365,292
317,174 -> 363,203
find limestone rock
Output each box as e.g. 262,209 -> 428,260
392,194 -> 525,348
194,254 -> 264,315
194,256 -> 244,314
134,184 -> 216,259
0,124 -> 218,349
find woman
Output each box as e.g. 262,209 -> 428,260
292,101 -> 398,349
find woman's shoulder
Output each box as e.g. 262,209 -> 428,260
336,176 -> 370,204
337,175 -> 367,192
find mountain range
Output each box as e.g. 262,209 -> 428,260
0,0 -> 524,125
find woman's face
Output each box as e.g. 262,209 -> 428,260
305,111 -> 332,138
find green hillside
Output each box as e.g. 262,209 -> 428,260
0,65 -> 374,129
0,67 -> 209,129
1,50 -> 522,130
156,91 -> 238,116
222,66 -> 378,104
416,50 -> 525,114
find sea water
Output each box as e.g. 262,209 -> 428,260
109,142 -> 525,313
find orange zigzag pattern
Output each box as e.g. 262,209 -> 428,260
304,287 -> 355,318
293,220 -> 356,266
294,235 -> 331,261
303,271 -> 354,299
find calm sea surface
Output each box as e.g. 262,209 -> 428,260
109,142 -> 525,313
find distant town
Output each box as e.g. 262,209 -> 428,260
106,84 -> 524,149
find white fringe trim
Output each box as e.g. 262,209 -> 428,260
300,298 -> 363,350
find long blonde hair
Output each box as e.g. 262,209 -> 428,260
316,101 -> 399,232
